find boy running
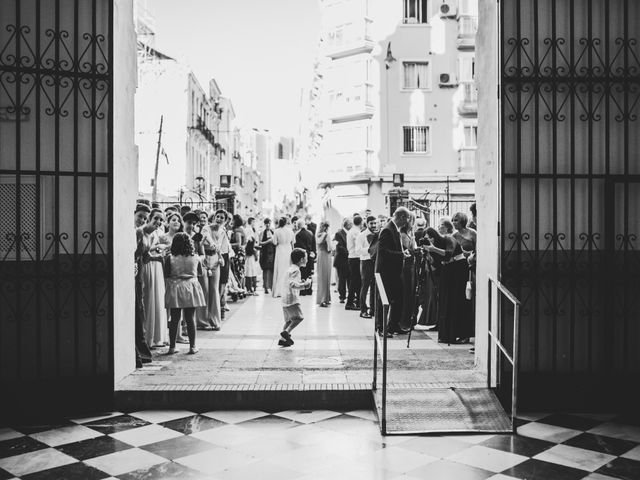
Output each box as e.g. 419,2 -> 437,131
279,248 -> 311,347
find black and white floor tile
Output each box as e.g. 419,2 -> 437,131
1,410 -> 639,479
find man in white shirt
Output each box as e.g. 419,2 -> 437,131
346,215 -> 363,310
356,215 -> 378,318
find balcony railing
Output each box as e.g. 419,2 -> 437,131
329,84 -> 374,121
457,82 -> 478,115
191,115 -> 216,148
324,18 -> 374,59
457,15 -> 477,49
458,148 -> 476,173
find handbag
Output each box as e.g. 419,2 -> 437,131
465,270 -> 473,300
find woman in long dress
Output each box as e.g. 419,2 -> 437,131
420,227 -> 447,329
315,221 -> 332,307
427,216 -> 472,344
259,218 -> 275,294
399,219 -> 417,330
272,216 -> 294,298
138,209 -> 168,347
199,222 -> 222,330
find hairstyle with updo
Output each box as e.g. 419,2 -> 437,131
440,217 -> 454,233
318,220 -> 330,233
278,217 -> 287,228
232,214 -> 244,229
452,212 -> 468,228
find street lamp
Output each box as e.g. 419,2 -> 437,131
393,173 -> 404,187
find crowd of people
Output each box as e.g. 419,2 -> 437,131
319,205 -> 477,348
132,198 -> 477,366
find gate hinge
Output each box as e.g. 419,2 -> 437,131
497,221 -> 501,236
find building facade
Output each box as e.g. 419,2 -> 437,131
135,18 -> 218,203
313,0 -> 478,217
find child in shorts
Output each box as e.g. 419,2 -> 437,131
279,248 -> 311,347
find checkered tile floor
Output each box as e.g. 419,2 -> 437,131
1,410 -> 639,479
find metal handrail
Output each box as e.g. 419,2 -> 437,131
487,275 -> 521,434
372,272 -> 389,435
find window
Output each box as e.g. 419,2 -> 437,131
403,126 -> 430,153
403,61 -> 430,89
0,177 -> 38,260
463,125 -> 478,148
458,55 -> 476,82
403,0 -> 428,24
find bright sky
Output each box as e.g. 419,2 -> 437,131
152,0 -> 321,137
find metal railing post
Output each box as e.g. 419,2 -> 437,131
487,275 -> 521,435
512,303 -> 520,433
372,284 -> 377,391
382,303 -> 388,435
487,277 -> 492,389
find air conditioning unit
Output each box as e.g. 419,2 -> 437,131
439,0 -> 458,18
438,73 -> 457,88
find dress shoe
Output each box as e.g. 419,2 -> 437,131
339,298 -> 345,303
360,312 -> 372,318
392,328 -> 410,335
376,329 -> 393,338
320,302 -> 329,307
345,304 -> 358,311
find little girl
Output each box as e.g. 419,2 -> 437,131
244,234 -> 259,294
164,232 -> 206,354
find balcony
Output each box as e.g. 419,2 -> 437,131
191,115 -> 216,148
329,84 -> 374,122
457,82 -> 478,116
457,15 -> 477,50
458,148 -> 476,174
324,19 -> 374,59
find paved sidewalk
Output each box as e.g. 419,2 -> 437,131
118,291 -> 480,390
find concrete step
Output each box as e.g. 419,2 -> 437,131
115,383 -> 373,412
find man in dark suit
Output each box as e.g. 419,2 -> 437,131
294,219 -> 316,296
305,214 -> 317,236
333,217 -> 352,303
375,207 -> 412,335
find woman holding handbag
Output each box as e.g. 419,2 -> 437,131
315,220 -> 333,307
197,222 -> 222,331
259,218 -> 276,294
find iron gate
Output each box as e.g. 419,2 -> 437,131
501,0 -> 640,407
0,0 -> 113,410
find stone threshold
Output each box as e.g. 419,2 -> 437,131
114,382 -> 487,412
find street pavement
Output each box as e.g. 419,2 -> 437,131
118,290 -> 480,389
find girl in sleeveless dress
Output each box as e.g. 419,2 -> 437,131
164,232 -> 206,354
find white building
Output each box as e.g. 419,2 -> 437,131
311,0 -> 478,217
135,51 -> 218,202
